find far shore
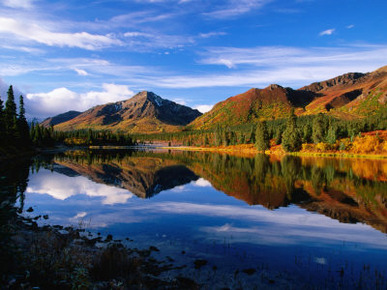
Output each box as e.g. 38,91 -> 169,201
4,143 -> 385,161
158,144 -> 387,159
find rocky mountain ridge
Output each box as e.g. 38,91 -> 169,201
53,91 -> 202,133
190,65 -> 387,129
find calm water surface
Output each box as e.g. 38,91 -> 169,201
7,150 -> 387,288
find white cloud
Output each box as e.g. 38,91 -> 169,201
346,24 -> 355,29
217,58 -> 236,68
2,0 -> 34,9
172,98 -> 187,105
319,28 -> 335,36
74,68 -> 88,76
193,178 -> 212,187
194,104 -> 213,113
0,17 -> 122,50
26,83 -> 134,117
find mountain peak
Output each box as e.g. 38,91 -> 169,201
128,91 -> 165,107
265,84 -> 284,91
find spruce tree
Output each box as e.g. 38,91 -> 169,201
326,125 -> 338,145
312,113 -> 326,144
0,96 -> 4,144
4,85 -> 18,136
249,126 -> 256,144
17,95 -> 30,145
282,109 -> 302,152
255,120 -> 270,151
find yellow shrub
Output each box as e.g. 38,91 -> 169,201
64,137 -> 87,146
351,135 -> 380,154
316,142 -> 330,151
302,143 -> 314,151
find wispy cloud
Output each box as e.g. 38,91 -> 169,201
2,0 -> 34,9
198,45 -> 387,71
346,24 -> 355,29
199,31 -> 227,38
319,28 -> 335,36
0,17 -> 122,50
123,30 -> 194,50
74,68 -> 88,76
204,0 -> 273,18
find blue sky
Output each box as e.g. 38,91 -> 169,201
0,0 -> 386,118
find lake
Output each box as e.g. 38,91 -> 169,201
3,149 -> 387,288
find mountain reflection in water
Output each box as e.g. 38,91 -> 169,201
44,150 -> 387,233
2,150 -> 387,288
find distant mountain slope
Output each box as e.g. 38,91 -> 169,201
302,65 -> 387,118
189,84 -> 315,130
53,91 -> 202,133
190,65 -> 387,129
41,110 -> 81,127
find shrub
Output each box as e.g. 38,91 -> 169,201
352,135 -> 380,153
316,142 -> 330,152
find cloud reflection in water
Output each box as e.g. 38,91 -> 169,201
26,169 -> 133,205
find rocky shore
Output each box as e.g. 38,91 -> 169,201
1,214 -> 199,289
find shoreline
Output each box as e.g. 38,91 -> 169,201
158,145 -> 387,160
2,213 -> 200,289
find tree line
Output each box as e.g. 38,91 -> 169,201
29,125 -> 136,147
133,107 -> 387,152
0,86 -> 30,153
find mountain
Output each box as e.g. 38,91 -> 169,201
189,84 -> 315,129
302,65 -> 387,117
52,91 -> 202,133
41,110 -> 81,127
190,65 -> 387,129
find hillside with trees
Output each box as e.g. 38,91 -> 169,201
189,66 -> 387,130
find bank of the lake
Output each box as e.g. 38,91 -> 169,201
1,213 -> 201,289
160,143 -> 387,159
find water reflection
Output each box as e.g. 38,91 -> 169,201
0,157 -> 32,278
53,151 -> 199,198
26,170 -> 134,204
38,150 -> 387,233
2,150 -> 387,288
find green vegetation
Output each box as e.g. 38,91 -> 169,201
281,109 -> 302,152
0,86 -> 31,156
133,108 -> 387,153
255,120 -> 270,151
29,126 -> 136,148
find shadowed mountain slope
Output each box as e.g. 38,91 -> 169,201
41,110 -> 81,127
